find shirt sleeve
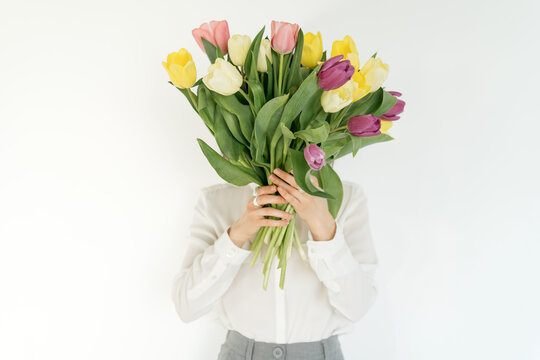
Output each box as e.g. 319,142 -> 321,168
305,182 -> 378,323
171,187 -> 252,323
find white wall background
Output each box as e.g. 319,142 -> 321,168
1,0 -> 539,359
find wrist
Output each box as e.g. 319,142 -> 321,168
307,214 -> 336,242
227,225 -> 247,248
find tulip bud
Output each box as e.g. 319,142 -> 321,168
360,57 -> 389,93
301,32 -> 323,68
331,35 -> 360,72
347,114 -> 381,137
228,34 -> 252,66
380,91 -> 405,120
271,20 -> 300,54
304,144 -> 326,170
257,39 -> 272,72
162,48 -> 197,89
321,79 -> 355,113
317,55 -> 355,91
203,58 -> 243,96
192,20 -> 230,54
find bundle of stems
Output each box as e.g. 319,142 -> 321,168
249,203 -> 306,290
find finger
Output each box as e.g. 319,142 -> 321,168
256,184 -> 277,196
255,207 -> 294,219
276,185 -> 301,208
256,194 -> 289,206
259,218 -> 289,227
274,168 -> 301,191
269,171 -> 302,202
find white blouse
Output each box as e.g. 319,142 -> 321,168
171,180 -> 378,343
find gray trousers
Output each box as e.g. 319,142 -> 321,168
217,329 -> 345,360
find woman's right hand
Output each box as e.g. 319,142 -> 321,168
227,184 -> 293,248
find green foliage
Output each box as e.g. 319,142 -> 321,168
197,138 -> 263,185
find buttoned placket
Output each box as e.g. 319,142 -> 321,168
274,264 -> 287,344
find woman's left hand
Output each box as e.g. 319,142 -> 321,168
268,168 -> 337,242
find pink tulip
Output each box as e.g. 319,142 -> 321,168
304,144 -> 326,170
192,20 -> 230,55
380,91 -> 406,121
347,114 -> 381,137
271,20 -> 300,54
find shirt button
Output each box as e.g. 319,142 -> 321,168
272,346 -> 283,358
226,248 -> 237,258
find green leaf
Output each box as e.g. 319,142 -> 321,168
247,73 -> 265,112
197,138 -> 262,186
212,93 -> 254,142
289,149 -> 334,199
298,88 -> 323,129
201,37 -> 218,64
350,132 -> 394,156
319,164 -> 343,218
244,26 -> 265,78
254,94 -> 289,164
280,123 -> 296,140
220,105 -> 249,146
285,28 -> 304,91
372,90 -> 397,117
293,121 -> 329,143
265,56 -> 274,100
213,109 -> 248,162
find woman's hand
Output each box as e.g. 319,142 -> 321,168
228,184 -> 294,248
269,168 -> 337,242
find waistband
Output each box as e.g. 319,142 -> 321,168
223,329 -> 341,359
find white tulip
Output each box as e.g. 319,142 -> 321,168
321,80 -> 355,113
257,39 -> 273,72
228,34 -> 252,66
203,58 -> 243,96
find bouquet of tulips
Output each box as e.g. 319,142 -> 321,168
163,20 -> 405,290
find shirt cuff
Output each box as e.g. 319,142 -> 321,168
213,227 -> 252,266
305,221 -> 360,282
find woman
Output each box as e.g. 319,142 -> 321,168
172,166 -> 378,360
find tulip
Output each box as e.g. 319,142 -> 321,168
162,48 -> 197,89
360,57 -> 389,93
350,71 -> 371,102
331,35 -> 360,72
203,58 -> 243,96
301,32 -> 323,68
317,55 -> 355,91
304,144 -> 326,170
192,20 -> 230,55
380,120 -> 392,135
321,79 -> 355,113
228,34 -> 251,66
347,114 -> 381,137
270,20 -> 299,54
257,39 -> 273,72
380,91 -> 405,120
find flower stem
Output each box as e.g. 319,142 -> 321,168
329,125 -> 348,133
278,53 -> 284,96
238,88 -> 256,117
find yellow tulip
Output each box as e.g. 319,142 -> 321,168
162,48 -> 197,89
321,80 -> 354,113
360,57 -> 389,93
301,32 -> 323,68
257,39 -> 273,72
228,34 -> 252,66
331,35 -> 360,71
350,71 -> 371,101
380,120 -> 392,134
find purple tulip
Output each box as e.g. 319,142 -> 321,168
347,114 -> 381,137
317,55 -> 355,91
304,144 -> 326,170
380,91 -> 406,121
